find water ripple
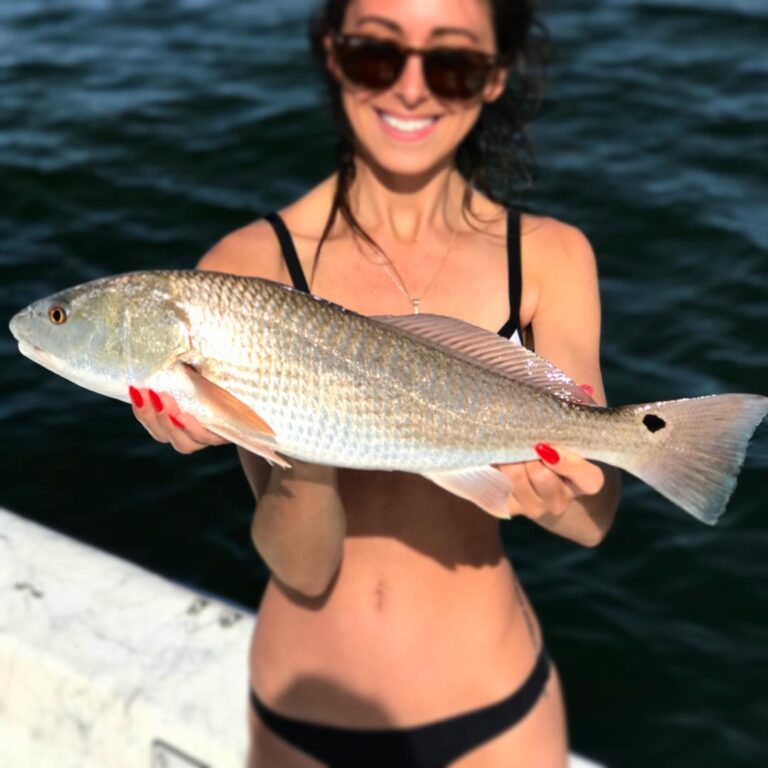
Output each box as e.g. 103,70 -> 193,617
2,2 -> 766,766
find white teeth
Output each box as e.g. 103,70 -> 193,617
380,112 -> 435,132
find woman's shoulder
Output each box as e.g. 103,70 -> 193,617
517,213 -> 600,340
521,213 -> 597,285
467,190 -> 596,276
196,219 -> 284,280
466,190 -> 595,262
196,176 -> 337,281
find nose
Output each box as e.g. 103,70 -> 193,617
393,52 -> 430,108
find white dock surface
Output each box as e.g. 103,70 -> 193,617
0,507 -> 604,767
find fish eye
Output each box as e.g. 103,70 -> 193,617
48,305 -> 68,325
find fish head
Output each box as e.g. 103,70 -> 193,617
9,272 -> 191,402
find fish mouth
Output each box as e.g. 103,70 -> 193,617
16,339 -> 47,365
9,311 -> 46,362
14,338 -> 95,396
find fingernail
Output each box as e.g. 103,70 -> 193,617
128,386 -> 144,408
169,414 -> 185,430
579,383 -> 594,396
148,390 -> 163,413
535,443 -> 560,464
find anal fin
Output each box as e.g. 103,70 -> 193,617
422,466 -> 512,519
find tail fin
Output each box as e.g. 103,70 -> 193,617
616,394 -> 768,524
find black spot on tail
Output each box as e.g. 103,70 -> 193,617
643,414 -> 666,432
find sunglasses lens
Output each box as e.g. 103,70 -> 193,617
424,49 -> 493,99
336,37 -> 403,90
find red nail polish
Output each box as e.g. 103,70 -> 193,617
535,443 -> 560,464
148,390 -> 163,413
128,386 -> 144,408
169,414 -> 185,430
580,383 -> 594,396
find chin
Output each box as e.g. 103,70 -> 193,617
353,130 -> 457,182
368,148 -> 449,179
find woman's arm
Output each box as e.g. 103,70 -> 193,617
132,219 -> 347,596
499,218 -> 621,546
239,450 -> 346,598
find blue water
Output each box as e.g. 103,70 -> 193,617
1,2 -> 766,765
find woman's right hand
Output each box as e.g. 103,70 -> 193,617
128,386 -> 229,454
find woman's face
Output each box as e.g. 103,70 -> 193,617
328,0 -> 506,180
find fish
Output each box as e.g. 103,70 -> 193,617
9,269 -> 768,524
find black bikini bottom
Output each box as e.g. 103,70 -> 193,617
250,645 -> 550,768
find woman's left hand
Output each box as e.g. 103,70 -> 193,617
497,444 -> 606,520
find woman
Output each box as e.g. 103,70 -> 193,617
131,0 -> 621,765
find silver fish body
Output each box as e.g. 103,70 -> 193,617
10,270 -> 768,524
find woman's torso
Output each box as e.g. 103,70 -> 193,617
224,178 -> 552,726
252,472 -> 542,726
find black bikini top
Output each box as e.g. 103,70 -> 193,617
264,210 -> 523,340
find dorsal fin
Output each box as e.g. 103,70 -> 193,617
373,314 -> 598,406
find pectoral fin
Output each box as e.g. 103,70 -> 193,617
176,363 -> 290,468
205,422 -> 290,468
422,466 -> 513,519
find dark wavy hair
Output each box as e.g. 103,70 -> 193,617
308,0 -> 548,262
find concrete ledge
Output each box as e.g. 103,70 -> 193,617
0,507 -> 604,767
0,507 -> 252,767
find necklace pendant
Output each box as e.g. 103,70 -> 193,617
412,299 -> 420,315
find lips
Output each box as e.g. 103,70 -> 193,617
376,109 -> 439,141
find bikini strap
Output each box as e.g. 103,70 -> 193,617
264,212 -> 310,293
497,209 -> 522,339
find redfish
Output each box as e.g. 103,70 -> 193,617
9,270 -> 767,523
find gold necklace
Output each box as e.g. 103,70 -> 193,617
374,211 -> 460,315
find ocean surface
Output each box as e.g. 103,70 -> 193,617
1,1 -> 766,765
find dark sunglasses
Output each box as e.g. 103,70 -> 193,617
332,34 -> 502,100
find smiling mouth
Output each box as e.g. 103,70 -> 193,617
377,110 -> 439,137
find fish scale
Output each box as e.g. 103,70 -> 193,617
161,271 -> 556,466
9,269 -> 768,523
